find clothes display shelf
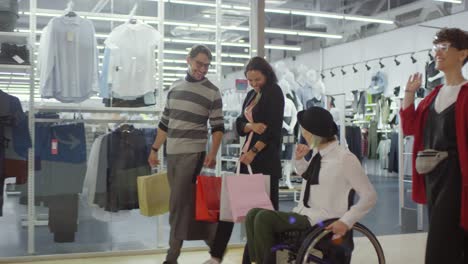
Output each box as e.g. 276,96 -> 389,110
0,32 -> 31,72
0,64 -> 31,73
0,31 -> 29,44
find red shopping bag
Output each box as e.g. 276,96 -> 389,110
195,175 -> 222,222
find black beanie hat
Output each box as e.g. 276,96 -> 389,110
297,107 -> 338,138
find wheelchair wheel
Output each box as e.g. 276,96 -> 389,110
296,221 -> 385,264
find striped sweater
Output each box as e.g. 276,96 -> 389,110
159,78 -> 224,155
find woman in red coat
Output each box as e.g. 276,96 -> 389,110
400,28 -> 468,263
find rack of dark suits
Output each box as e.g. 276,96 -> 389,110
83,125 -> 155,213
28,115 -> 157,242
1,99 -> 161,243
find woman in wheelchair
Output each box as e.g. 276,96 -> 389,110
244,107 -> 377,264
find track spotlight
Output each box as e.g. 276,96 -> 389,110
411,54 -> 417,64
394,57 -> 400,66
353,65 -> 358,73
428,51 -> 434,61
379,59 -> 385,68
365,63 -> 371,71
330,70 -> 335,77
341,68 -> 346,75
321,72 -> 325,79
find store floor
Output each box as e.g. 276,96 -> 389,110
12,232 -> 428,263
0,159 -> 428,258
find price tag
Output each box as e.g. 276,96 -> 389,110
51,139 -> 58,155
12,55 -> 25,64
67,31 -> 74,42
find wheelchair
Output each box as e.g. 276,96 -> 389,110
272,218 -> 386,264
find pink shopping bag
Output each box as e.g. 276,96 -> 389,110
220,163 -> 273,222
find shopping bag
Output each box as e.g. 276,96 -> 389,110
195,175 -> 222,222
137,171 -> 170,217
220,162 -> 273,222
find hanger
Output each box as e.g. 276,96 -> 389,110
119,124 -> 134,133
64,1 -> 77,17
128,3 -> 138,24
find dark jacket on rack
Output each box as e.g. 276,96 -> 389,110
400,83 -> 468,231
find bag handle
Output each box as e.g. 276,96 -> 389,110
236,160 -> 253,176
200,168 -> 217,176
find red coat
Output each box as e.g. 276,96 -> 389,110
400,83 -> 468,231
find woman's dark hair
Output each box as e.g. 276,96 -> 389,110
188,45 -> 213,61
244,57 -> 278,87
433,28 -> 468,65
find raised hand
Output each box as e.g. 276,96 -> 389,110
406,73 -> 422,93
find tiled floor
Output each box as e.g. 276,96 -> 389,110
1,159 -> 428,261
11,232 -> 427,264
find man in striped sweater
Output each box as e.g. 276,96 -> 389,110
148,45 -> 225,264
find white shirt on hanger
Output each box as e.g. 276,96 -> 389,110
434,80 -> 468,113
293,141 -> 377,228
105,21 -> 160,97
82,135 -> 105,206
39,15 -> 99,103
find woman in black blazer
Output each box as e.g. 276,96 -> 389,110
238,56 -> 284,264
236,57 -> 285,210
206,57 -> 284,264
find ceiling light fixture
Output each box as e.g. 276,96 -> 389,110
434,0 -> 462,4
290,10 -> 343,19
24,10 -> 342,40
320,72 -> 325,79
330,70 -> 335,78
394,57 -> 400,66
365,63 -> 371,71
428,51 -> 434,61
343,15 -> 394,24
341,68 -> 346,75
411,54 -> 417,64
265,44 -> 301,51
379,60 -> 385,68
352,65 -> 358,73
265,28 -> 343,39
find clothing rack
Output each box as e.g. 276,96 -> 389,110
35,118 -> 158,124
34,104 -> 162,114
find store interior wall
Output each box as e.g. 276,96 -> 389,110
222,10 -> 468,95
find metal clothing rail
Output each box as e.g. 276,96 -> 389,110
34,105 -> 162,114
34,118 -> 158,124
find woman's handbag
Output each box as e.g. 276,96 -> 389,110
415,149 -> 449,174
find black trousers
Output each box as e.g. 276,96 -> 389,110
47,194 -> 79,243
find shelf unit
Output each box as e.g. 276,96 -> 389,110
3,0 -> 230,256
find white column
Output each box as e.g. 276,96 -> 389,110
28,0 -> 37,254
249,0 -> 265,58
215,0 -> 222,176
156,0 -> 165,248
